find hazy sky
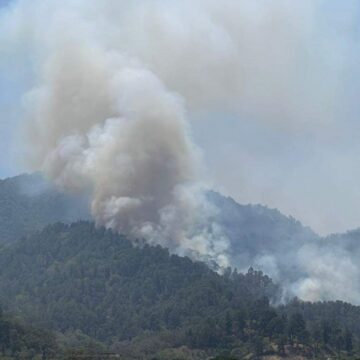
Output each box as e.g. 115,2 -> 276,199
1,0 -> 360,236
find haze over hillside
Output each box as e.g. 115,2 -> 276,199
1,0 -> 360,304
0,173 -> 90,243
2,1 -> 360,236
1,0 -> 360,358
0,219 -> 357,359
2,173 -> 360,306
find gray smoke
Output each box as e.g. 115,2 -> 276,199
2,0 -> 232,267
2,0 -> 360,302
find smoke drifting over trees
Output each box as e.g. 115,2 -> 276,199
1,0 -> 360,303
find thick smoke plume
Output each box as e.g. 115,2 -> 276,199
2,0 -> 360,302
3,0 -> 233,267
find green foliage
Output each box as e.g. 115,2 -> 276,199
0,221 -> 357,358
287,312 -> 309,344
0,223 -> 277,344
281,298 -> 360,349
0,306 -> 57,359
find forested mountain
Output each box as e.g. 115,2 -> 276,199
324,228 -> 360,255
0,306 -> 57,359
0,222 -> 277,346
0,221 -> 357,359
0,174 -> 316,250
1,174 -> 360,358
0,174 -> 90,243
208,191 -> 319,275
208,191 -> 318,252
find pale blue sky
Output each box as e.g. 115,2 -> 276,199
0,0 -> 10,6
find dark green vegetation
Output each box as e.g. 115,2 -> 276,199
0,307 -> 57,359
1,174 -> 360,359
0,222 -> 358,359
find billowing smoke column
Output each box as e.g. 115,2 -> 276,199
1,0 -> 360,302
11,0 -> 232,267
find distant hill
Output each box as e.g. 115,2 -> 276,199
0,174 -> 317,251
0,173 -> 320,285
2,173 -> 360,305
0,172 -> 359,358
0,221 -> 356,359
0,173 -> 330,302
0,173 -> 90,243
0,221 -> 278,357
324,228 -> 360,254
208,191 -> 319,275
0,222 -> 278,338
209,191 -> 318,251
0,305 -> 57,359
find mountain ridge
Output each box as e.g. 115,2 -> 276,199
0,174 -> 359,358
0,220 -> 356,359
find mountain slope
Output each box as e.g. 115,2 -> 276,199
4,173 -> 360,304
208,191 -> 319,270
0,173 -> 328,302
0,306 -> 57,359
0,173 -> 90,243
0,174 -> 317,250
0,222 -> 278,341
0,221 -> 357,359
209,191 -> 318,251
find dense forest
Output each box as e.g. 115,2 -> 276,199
0,221 -> 357,359
0,306 -> 57,359
0,175 -> 360,358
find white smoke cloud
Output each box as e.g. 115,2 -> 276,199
1,0 -> 233,267
292,243 -> 360,303
2,0 -> 360,301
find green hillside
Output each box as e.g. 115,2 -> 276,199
0,221 -> 357,359
0,174 -> 90,244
